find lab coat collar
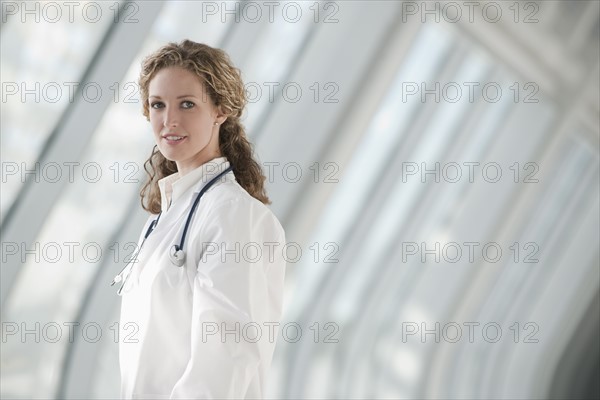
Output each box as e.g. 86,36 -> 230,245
157,156 -> 231,213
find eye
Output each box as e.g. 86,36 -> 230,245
150,101 -> 164,109
182,100 -> 195,109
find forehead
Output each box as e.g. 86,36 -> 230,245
148,66 -> 205,95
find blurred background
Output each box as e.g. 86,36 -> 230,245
1,0 -> 599,398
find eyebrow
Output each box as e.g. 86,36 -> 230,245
149,95 -> 198,99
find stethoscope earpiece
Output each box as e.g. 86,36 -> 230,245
170,245 -> 186,267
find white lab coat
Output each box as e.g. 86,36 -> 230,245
118,157 -> 287,399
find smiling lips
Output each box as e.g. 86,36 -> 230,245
162,134 -> 186,144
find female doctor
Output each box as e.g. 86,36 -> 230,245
111,40 -> 287,399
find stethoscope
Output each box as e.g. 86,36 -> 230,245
111,166 -> 233,295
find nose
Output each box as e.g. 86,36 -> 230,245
163,106 -> 179,128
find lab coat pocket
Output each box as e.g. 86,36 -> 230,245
165,264 -> 188,289
150,257 -> 189,293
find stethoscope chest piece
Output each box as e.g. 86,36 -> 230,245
112,165 -> 232,293
170,245 -> 186,267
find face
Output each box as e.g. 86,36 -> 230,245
148,66 -> 227,176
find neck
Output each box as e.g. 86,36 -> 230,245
176,152 -> 223,177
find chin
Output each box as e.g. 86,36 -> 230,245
159,148 -> 185,162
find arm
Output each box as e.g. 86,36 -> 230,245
169,198 -> 286,399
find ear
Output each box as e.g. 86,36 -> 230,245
214,105 -> 229,125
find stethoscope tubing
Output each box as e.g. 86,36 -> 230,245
174,166 -> 232,253
111,166 -> 233,291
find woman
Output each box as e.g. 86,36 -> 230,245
111,39 -> 287,399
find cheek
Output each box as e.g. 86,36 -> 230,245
149,115 -> 162,132
186,115 -> 210,134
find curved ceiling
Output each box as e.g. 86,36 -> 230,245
1,1 -> 598,399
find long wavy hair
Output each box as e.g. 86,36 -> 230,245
138,39 -> 270,214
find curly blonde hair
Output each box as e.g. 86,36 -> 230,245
138,39 -> 270,214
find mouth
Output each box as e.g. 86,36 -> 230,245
162,135 -> 187,144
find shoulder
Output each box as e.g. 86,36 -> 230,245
201,179 -> 285,240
